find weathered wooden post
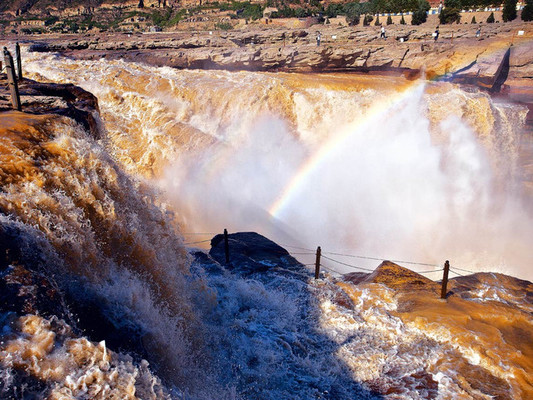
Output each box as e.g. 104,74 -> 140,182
224,228 -> 230,264
15,42 -> 22,81
3,47 -> 21,111
441,260 -> 450,299
314,246 -> 321,279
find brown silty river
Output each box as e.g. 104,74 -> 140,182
0,46 -> 532,399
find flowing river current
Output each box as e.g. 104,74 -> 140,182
0,47 -> 532,399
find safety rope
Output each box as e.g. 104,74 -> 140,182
320,254 -> 375,272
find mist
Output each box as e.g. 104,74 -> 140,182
162,82 -> 533,281
20,50 -> 531,280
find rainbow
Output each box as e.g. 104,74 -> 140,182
268,80 -> 426,220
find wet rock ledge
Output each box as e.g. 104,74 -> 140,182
0,75 -> 100,139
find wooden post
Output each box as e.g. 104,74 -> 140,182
441,260 -> 450,299
3,47 -> 21,111
224,228 -> 230,264
314,246 -> 321,279
15,42 -> 22,81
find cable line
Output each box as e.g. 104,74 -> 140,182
320,264 -> 343,275
449,269 -> 465,277
321,255 -> 375,272
321,250 -> 438,268
451,266 -> 477,274
278,243 -> 316,252
417,268 -> 444,274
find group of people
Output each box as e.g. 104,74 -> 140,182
314,24 -> 481,47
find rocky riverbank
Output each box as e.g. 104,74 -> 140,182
15,22 -> 531,91
0,76 -> 100,137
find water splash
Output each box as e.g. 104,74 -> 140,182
19,49 -> 532,280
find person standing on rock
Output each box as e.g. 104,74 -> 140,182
434,26 -> 440,42
380,26 -> 386,39
316,31 -> 321,47
476,26 -> 481,38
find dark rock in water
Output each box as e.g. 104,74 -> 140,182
63,281 -> 150,362
209,232 -> 306,276
344,260 -> 440,292
190,250 -> 226,276
28,43 -> 51,52
0,221 -> 149,364
0,77 -> 100,140
0,222 -> 72,321
0,366 -> 48,400
0,264 -> 68,321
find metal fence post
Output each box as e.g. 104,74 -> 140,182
224,228 -> 230,264
15,42 -> 22,81
3,47 -> 21,111
314,246 -> 321,279
441,260 -> 450,299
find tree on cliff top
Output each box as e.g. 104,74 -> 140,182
439,8 -> 461,23
502,0 -> 517,21
438,0 -> 461,23
522,0 -> 533,20
411,0 -> 430,25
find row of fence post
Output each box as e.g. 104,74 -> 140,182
313,246 -> 452,299
221,230 -> 453,300
3,43 -> 22,111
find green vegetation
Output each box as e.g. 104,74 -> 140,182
1,0 -> 518,34
411,9 -> 427,25
319,0 -> 486,25
21,27 -> 45,34
522,0 -> 533,21
487,11 -> 495,22
502,0 -> 517,21
150,8 -> 185,27
215,1 -> 264,20
439,0 -> 461,24
471,15 -> 476,23
363,14 -> 373,25
216,21 -> 233,29
411,0 -> 430,25
44,16 -> 59,26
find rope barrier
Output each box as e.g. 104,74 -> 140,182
320,264 -> 344,275
451,266 -> 477,274
321,250 -> 439,268
417,268 -> 444,274
320,254 -> 375,272
278,243 -> 316,252
182,231 -> 483,280
449,268 -> 466,277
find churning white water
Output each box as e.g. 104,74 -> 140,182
20,49 -> 532,281
0,43 -> 531,400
